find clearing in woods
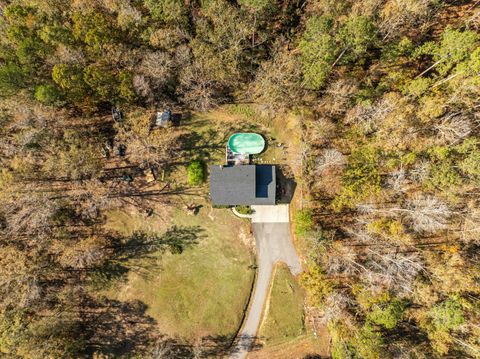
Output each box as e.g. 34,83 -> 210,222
100,107 -> 328,354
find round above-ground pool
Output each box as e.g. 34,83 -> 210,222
228,133 -> 265,154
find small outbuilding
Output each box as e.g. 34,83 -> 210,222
112,107 -> 123,122
156,108 -> 172,128
210,165 -> 276,206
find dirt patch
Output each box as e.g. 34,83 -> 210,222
239,226 -> 255,249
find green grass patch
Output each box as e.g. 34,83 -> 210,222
235,205 -> 253,215
294,209 -> 314,236
103,201 -> 255,341
260,265 -> 305,345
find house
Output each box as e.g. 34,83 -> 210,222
210,165 -> 276,206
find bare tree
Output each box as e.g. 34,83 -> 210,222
115,113 -> 182,169
138,51 -> 176,100
150,340 -> 175,359
140,52 -> 175,81
116,2 -> 143,29
315,148 -> 346,174
379,0 -> 435,40
3,194 -> 58,238
435,113 -> 472,144
251,42 -> 303,112
357,194 -> 452,234
327,242 -> 363,277
409,160 -> 431,184
406,195 -> 451,233
48,45 -> 87,67
308,117 -> 337,147
321,78 -> 358,116
461,208 -> 480,244
365,248 -> 424,294
321,291 -> 354,324
388,167 -> 408,192
133,75 -> 154,103
58,236 -> 106,269
345,97 -> 394,134
178,63 -> 220,111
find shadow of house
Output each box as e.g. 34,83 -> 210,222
276,166 -> 297,204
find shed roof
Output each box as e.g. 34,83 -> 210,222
210,165 -> 276,206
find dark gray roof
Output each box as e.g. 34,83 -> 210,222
210,165 -> 276,206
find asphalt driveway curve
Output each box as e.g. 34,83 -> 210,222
230,204 -> 302,359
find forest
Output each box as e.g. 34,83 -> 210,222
0,0 -> 479,358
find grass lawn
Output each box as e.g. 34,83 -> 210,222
259,264 -> 305,346
104,201 -> 255,342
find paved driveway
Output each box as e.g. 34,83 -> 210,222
230,205 -> 302,359
251,204 -> 289,223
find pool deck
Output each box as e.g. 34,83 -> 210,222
226,144 -> 251,166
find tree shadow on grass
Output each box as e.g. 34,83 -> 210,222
88,225 -> 205,289
160,334 -> 263,358
83,295 -> 195,358
225,334 -> 264,357
176,129 -> 227,164
84,296 -> 156,357
85,299 -> 263,359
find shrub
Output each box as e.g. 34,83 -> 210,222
235,205 -> 253,215
367,299 -> 406,329
300,264 -> 334,306
428,296 -> 464,332
415,28 -> 479,76
353,323 -> 383,359
425,162 -> 461,190
187,160 -> 205,185
118,71 -> 136,103
144,0 -> 188,26
367,218 -> 404,238
34,84 -> 62,105
0,63 -> 26,96
403,77 -> 432,97
295,208 -> 314,236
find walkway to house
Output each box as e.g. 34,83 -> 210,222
230,204 -> 302,359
